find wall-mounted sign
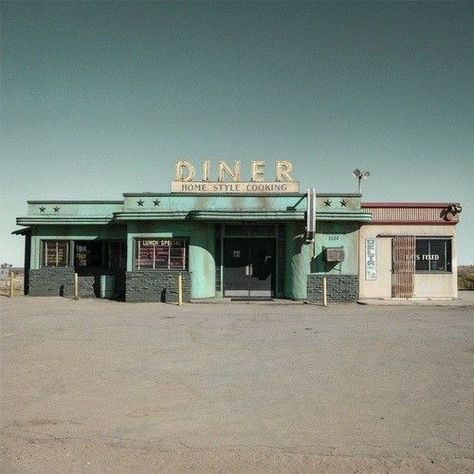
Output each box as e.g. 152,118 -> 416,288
171,160 -> 300,194
416,254 -> 440,261
415,238 -> 451,272
366,237 -> 377,280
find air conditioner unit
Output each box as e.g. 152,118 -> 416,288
325,247 -> 345,262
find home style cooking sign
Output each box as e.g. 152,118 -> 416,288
171,160 -> 300,194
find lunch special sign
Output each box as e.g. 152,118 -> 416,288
171,160 -> 300,194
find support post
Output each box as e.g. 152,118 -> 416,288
322,276 -> 328,307
9,271 -> 14,298
74,273 -> 79,300
177,273 -> 183,306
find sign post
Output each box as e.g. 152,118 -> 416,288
74,273 -> 79,300
322,277 -> 328,307
177,273 -> 183,306
9,271 -> 14,298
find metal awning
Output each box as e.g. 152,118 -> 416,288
12,227 -> 31,235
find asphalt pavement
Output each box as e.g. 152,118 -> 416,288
1,296 -> 473,472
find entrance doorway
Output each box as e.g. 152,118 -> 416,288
392,236 -> 415,298
224,238 -> 275,298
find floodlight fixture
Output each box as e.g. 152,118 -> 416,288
353,169 -> 370,193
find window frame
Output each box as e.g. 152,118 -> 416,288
105,240 -> 127,269
415,237 -> 452,274
41,240 -> 70,268
74,240 -> 103,268
134,238 -> 189,271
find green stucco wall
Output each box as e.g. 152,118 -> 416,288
28,221 -> 360,300
284,222 -> 312,300
311,222 -> 359,275
29,225 -> 127,270
126,221 -> 215,299
284,221 -> 360,300
18,193 -> 369,301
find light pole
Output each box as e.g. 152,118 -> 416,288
353,169 -> 370,194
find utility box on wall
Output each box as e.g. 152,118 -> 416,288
100,275 -> 116,299
325,246 -> 345,262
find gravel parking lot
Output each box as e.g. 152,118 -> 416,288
1,296 -> 473,473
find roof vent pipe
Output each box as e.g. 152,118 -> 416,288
306,188 -> 316,242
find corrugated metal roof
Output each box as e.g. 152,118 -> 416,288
361,203 -> 460,224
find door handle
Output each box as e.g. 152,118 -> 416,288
245,264 -> 253,276
249,263 -> 253,276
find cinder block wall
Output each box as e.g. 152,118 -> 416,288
29,268 -> 96,298
77,276 -> 96,298
75,267 -> 126,299
29,268 -> 76,297
307,274 -> 359,302
125,271 -> 192,303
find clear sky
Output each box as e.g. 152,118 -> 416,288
1,1 -> 473,265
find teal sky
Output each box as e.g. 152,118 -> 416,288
1,1 -> 473,265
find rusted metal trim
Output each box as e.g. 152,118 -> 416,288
377,234 -> 454,238
362,202 -> 459,208
365,220 -> 458,225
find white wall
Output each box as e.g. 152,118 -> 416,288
359,225 -> 457,299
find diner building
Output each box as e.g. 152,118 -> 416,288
14,162 -> 461,302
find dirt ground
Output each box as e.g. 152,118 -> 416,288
1,296 -> 473,473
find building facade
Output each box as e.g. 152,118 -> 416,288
359,203 -> 460,299
14,163 -> 461,302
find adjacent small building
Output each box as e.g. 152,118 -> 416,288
14,162 -> 461,302
359,202 -> 460,299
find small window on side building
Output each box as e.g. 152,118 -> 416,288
415,238 -> 452,272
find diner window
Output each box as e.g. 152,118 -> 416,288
74,241 -> 102,267
105,241 -> 126,269
135,239 -> 187,270
415,239 -> 452,272
43,241 -> 69,267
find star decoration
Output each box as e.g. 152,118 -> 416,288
324,199 -> 331,207
53,206 -> 60,212
340,199 -> 347,207
137,199 -> 144,207
153,199 -> 161,206
39,206 -> 46,213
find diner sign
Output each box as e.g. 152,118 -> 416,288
172,160 -> 300,194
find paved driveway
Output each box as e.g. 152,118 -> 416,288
1,297 -> 473,472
